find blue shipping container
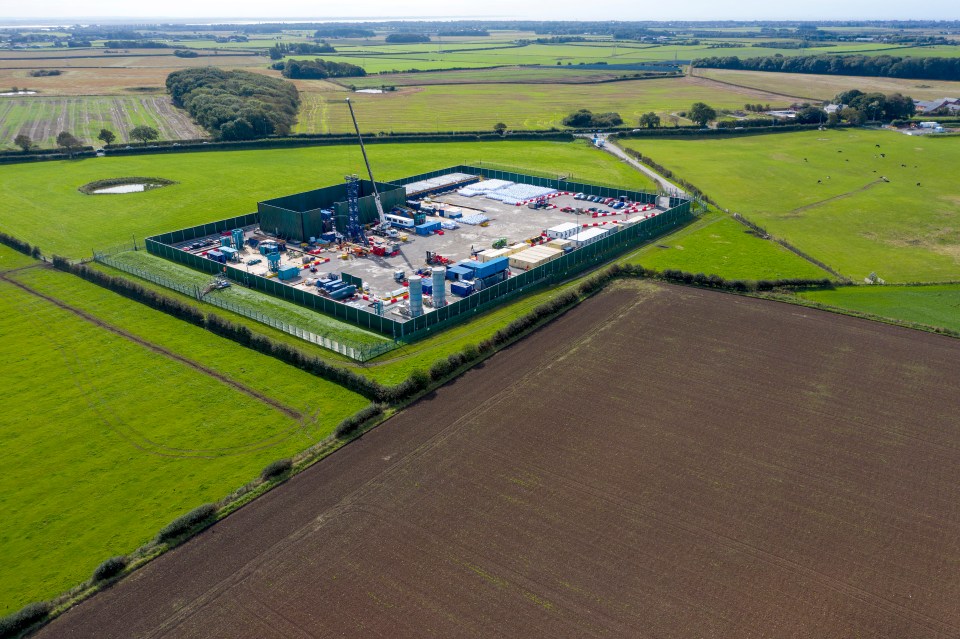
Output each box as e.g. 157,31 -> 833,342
415,221 -> 441,236
473,256 -> 509,279
278,266 -> 300,281
421,280 -> 432,295
208,250 -> 225,263
450,281 -> 474,297
446,265 -> 472,281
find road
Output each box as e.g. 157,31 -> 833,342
595,134 -> 687,196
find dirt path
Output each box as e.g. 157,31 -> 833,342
1,270 -> 303,421
788,178 -> 886,215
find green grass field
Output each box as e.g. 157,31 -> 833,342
620,129 -> 960,283
294,76 -> 796,134
797,284 -> 960,332
0,140 -> 654,257
623,210 -> 830,280
0,256 -> 367,614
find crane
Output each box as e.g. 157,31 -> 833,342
345,98 -> 388,232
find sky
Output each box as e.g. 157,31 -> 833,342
2,0 -> 958,22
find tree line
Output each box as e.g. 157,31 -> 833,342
270,58 -> 366,79
691,54 -> 960,81
268,42 -> 336,60
166,67 -> 300,140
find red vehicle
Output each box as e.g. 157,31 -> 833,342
561,206 -> 575,213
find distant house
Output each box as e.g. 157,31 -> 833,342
765,109 -> 798,119
824,104 -> 845,114
914,98 -> 960,114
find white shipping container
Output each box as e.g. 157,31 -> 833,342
546,222 -> 581,239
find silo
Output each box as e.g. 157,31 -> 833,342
408,277 -> 423,317
431,267 -> 446,308
231,228 -> 244,250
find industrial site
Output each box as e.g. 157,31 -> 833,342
164,170 -> 667,323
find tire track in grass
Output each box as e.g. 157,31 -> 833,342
0,270 -> 303,422
786,178 -> 886,216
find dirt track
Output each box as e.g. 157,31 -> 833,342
39,282 -> 960,638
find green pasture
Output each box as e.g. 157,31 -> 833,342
0,264 -> 367,615
0,140 -> 654,257
621,130 -> 960,283
294,77 -> 793,134
623,210 -> 830,280
797,284 -> 960,332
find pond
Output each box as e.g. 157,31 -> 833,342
92,182 -> 165,194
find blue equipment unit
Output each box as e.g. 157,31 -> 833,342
450,281 -> 474,297
267,252 -> 281,272
445,210 -> 462,220
474,270 -> 507,291
219,236 -> 232,248
277,265 -> 300,281
247,238 -> 259,248
259,242 -> 278,256
329,284 -> 357,301
220,246 -> 238,261
421,280 -> 433,295
208,250 -> 225,264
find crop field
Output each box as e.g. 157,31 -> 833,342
0,95 -> 205,147
799,284 -> 960,332
345,66 -> 660,87
37,282 -> 960,638
694,67 -> 960,102
0,256 -> 368,615
0,139 -> 654,256
623,210 -> 830,280
293,76 -> 797,134
620,129 -> 960,283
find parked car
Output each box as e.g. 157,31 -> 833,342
574,192 -> 585,200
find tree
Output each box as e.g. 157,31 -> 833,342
840,107 -> 866,125
638,112 -> 661,128
55,131 -> 82,156
493,122 -> 507,135
689,102 -> 717,127
97,128 -> 116,145
14,133 -> 32,152
129,125 -> 159,143
795,105 -> 827,124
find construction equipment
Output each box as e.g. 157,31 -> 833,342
492,238 -> 508,249
426,251 -> 451,266
345,98 -> 389,235
344,174 -> 367,246
527,195 -> 549,210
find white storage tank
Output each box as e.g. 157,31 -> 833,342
431,267 -> 446,307
408,277 -> 424,317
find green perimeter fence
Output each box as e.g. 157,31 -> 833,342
93,247 -> 397,361
132,166 -> 691,348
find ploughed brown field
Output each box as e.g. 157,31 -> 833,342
41,282 -> 960,638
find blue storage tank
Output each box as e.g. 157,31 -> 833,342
277,265 -> 299,281
329,285 -> 357,301
231,229 -> 244,250
267,252 -> 281,271
219,236 -> 232,248
320,279 -> 344,292
451,281 -> 474,297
